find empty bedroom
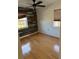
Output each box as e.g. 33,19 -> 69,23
18,0 -> 61,59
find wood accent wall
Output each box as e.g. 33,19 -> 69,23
18,7 -> 38,37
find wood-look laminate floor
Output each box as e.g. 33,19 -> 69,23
20,33 -> 60,59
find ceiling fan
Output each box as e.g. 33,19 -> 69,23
18,0 -> 46,15
29,0 -> 46,13
32,0 -> 45,7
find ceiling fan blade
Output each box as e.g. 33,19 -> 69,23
37,5 -> 45,7
32,0 -> 36,3
35,1 -> 42,5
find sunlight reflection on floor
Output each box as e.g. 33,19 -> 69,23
22,42 -> 31,55
53,44 -> 59,53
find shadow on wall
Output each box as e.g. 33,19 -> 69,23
52,24 -> 60,37
38,19 -> 60,37
52,21 -> 60,37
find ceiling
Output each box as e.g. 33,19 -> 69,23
18,0 -> 57,7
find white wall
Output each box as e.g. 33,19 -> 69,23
37,0 -> 61,37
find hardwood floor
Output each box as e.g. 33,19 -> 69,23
20,33 -> 60,59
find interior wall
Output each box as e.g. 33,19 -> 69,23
37,0 -> 61,37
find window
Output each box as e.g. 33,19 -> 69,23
18,17 -> 28,29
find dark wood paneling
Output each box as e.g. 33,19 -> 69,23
18,7 -> 38,37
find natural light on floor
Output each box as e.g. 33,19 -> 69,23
22,42 -> 31,55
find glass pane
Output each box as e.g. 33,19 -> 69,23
18,17 -> 28,29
